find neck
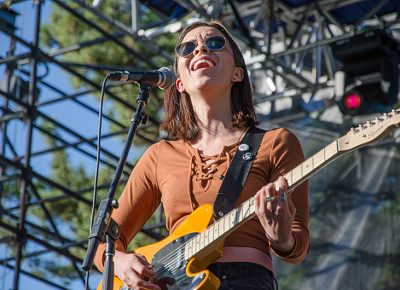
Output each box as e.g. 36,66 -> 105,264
187,88 -> 245,154
190,90 -> 233,134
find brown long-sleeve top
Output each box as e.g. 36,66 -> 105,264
94,128 -> 309,271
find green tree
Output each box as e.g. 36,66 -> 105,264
1,1 -> 177,286
41,0 -> 178,145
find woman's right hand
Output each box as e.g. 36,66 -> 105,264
114,250 -> 161,290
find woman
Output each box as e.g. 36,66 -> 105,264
94,20 -> 309,290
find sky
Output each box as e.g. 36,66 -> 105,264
0,1 -> 141,289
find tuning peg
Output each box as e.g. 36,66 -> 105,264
365,121 -> 371,127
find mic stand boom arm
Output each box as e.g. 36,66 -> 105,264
82,84 -> 152,290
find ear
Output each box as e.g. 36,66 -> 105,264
176,78 -> 186,93
232,67 -> 244,83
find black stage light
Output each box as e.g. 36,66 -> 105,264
338,81 -> 394,115
332,29 -> 400,116
340,90 -> 362,114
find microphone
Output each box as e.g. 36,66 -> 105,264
108,67 -> 175,89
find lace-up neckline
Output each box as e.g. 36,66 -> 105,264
185,141 -> 239,210
193,148 -> 232,188
184,129 -> 249,211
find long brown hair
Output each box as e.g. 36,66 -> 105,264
161,21 -> 258,141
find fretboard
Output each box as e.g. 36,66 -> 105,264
284,139 -> 340,189
183,139 -> 342,260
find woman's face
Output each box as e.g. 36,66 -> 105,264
175,26 -> 243,96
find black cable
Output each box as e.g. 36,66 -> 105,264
84,75 -> 109,290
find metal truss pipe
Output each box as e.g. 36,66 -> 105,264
2,262 -> 70,290
13,1 -> 42,288
0,27 -> 161,128
0,154 -> 92,205
0,89 -> 135,173
52,0 -> 158,69
69,0 -> 173,62
1,220 -> 83,264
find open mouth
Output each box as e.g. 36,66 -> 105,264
192,58 -> 215,71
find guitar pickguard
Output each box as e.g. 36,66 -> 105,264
152,232 -> 205,290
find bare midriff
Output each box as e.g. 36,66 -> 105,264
216,246 -> 274,273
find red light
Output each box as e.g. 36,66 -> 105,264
343,92 -> 362,110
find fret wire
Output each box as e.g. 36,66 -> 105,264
243,199 -> 251,219
218,217 -> 224,234
237,205 -> 243,223
311,154 -> 314,169
191,236 -> 196,254
204,229 -> 209,246
232,209 -> 238,226
242,202 -> 247,219
218,219 -> 224,239
189,239 -> 193,257
214,223 -> 219,241
184,243 -> 188,260
303,158 -> 313,176
195,234 -> 200,253
208,224 -> 214,243
300,160 -> 303,179
224,214 -> 230,231
290,169 -> 293,187
199,231 -> 204,250
249,198 -> 255,213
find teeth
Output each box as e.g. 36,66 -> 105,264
193,59 -> 214,70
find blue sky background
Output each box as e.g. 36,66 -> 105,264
0,1 -> 147,289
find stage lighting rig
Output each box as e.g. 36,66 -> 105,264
332,29 -> 400,116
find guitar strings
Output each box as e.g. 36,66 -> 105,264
153,198 -> 256,271
154,213 -> 226,270
155,205 -> 237,268
156,198 -> 256,268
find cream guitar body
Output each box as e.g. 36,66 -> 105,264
97,204 -> 222,290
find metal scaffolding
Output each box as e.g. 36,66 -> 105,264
0,0 -> 399,289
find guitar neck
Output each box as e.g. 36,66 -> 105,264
183,196 -> 257,260
183,109 -> 400,261
183,139 -> 343,260
284,139 -> 342,190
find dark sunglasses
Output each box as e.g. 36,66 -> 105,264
175,35 -> 226,57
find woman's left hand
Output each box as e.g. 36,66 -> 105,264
254,176 -> 296,253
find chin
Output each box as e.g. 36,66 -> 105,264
192,77 -> 215,89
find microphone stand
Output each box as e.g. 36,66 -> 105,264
82,84 -> 152,290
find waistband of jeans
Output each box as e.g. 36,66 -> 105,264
208,262 -> 274,278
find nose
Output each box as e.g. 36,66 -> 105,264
193,40 -> 210,55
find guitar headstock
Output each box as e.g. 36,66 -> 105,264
338,109 -> 400,152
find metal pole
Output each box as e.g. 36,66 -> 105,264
0,34 -> 16,212
12,0 -> 42,289
131,0 -> 140,32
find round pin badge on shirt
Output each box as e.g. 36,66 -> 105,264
238,144 -> 249,151
242,152 -> 253,160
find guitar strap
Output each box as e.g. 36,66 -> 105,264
213,126 -> 266,220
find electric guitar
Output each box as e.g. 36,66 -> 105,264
97,109 -> 400,290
